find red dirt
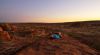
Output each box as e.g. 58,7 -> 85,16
0,23 -> 99,55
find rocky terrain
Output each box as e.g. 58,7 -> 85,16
0,21 -> 100,55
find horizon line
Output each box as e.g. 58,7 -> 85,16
0,20 -> 100,23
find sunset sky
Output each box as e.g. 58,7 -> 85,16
0,0 -> 100,23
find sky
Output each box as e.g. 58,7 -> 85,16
0,0 -> 100,23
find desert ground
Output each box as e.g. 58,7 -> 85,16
0,21 -> 100,55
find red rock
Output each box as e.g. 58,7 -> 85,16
0,24 -> 12,31
11,25 -> 17,31
0,27 -> 3,31
0,31 -> 11,42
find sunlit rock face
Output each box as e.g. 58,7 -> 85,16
0,27 -> 3,31
0,23 -> 18,32
0,31 -> 11,42
0,24 -> 12,31
11,25 -> 18,31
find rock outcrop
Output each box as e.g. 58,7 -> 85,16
0,27 -> 3,31
0,31 -> 11,42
